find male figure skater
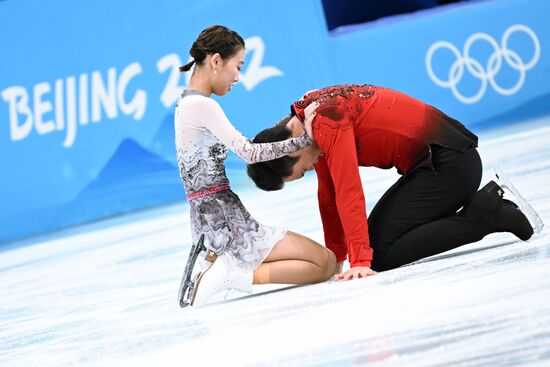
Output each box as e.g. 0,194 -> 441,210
247,84 -> 537,280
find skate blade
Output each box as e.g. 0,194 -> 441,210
495,167 -> 544,234
178,235 -> 207,308
180,271 -> 210,308
179,279 -> 195,308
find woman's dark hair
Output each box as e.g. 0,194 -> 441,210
180,25 -> 245,72
247,120 -> 299,191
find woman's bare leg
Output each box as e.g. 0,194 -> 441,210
253,231 -> 337,284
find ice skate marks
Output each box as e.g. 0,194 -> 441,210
495,167 -> 544,234
208,281 -> 335,306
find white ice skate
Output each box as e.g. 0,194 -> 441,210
495,167 -> 544,234
191,254 -> 253,307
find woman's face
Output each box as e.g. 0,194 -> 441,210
212,47 -> 245,96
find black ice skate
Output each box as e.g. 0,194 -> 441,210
178,234 -> 207,308
471,180 -> 533,241
461,174 -> 540,241
495,167 -> 544,235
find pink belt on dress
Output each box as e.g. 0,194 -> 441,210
186,184 -> 231,200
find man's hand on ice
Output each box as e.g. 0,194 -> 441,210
334,266 -> 377,281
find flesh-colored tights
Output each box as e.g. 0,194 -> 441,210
253,231 -> 337,284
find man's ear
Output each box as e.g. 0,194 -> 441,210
288,116 -> 306,138
275,114 -> 292,127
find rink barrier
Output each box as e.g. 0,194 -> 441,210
0,0 -> 548,243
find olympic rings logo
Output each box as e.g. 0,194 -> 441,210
425,24 -> 540,104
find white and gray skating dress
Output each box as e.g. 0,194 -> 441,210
175,90 -> 312,273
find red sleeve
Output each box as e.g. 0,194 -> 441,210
314,116 -> 373,268
315,155 -> 348,262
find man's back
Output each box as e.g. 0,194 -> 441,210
292,84 -> 477,174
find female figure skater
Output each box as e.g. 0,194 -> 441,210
175,26 -> 336,307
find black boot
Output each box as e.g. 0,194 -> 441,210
497,199 -> 534,241
460,180 -> 502,217
461,181 -> 534,241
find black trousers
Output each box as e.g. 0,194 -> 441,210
369,145 -> 492,271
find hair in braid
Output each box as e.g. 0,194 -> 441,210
180,25 -> 245,72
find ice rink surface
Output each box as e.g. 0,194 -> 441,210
2,118 -> 550,366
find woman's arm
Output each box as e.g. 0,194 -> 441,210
200,98 -> 313,164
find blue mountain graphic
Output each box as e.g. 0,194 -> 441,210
1,138 -> 187,244
150,113 -> 177,163
65,138 -> 185,218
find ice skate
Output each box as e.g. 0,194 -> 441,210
178,235 -> 207,308
463,179 -> 536,241
191,254 -> 253,307
495,167 -> 544,235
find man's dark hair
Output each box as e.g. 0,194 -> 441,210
247,121 -> 298,191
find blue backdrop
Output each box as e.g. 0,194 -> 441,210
1,0 -> 548,243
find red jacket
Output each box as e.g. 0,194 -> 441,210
292,85 -> 477,267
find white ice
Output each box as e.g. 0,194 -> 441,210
1,118 -> 550,367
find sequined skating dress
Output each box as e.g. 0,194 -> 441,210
175,90 -> 312,272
